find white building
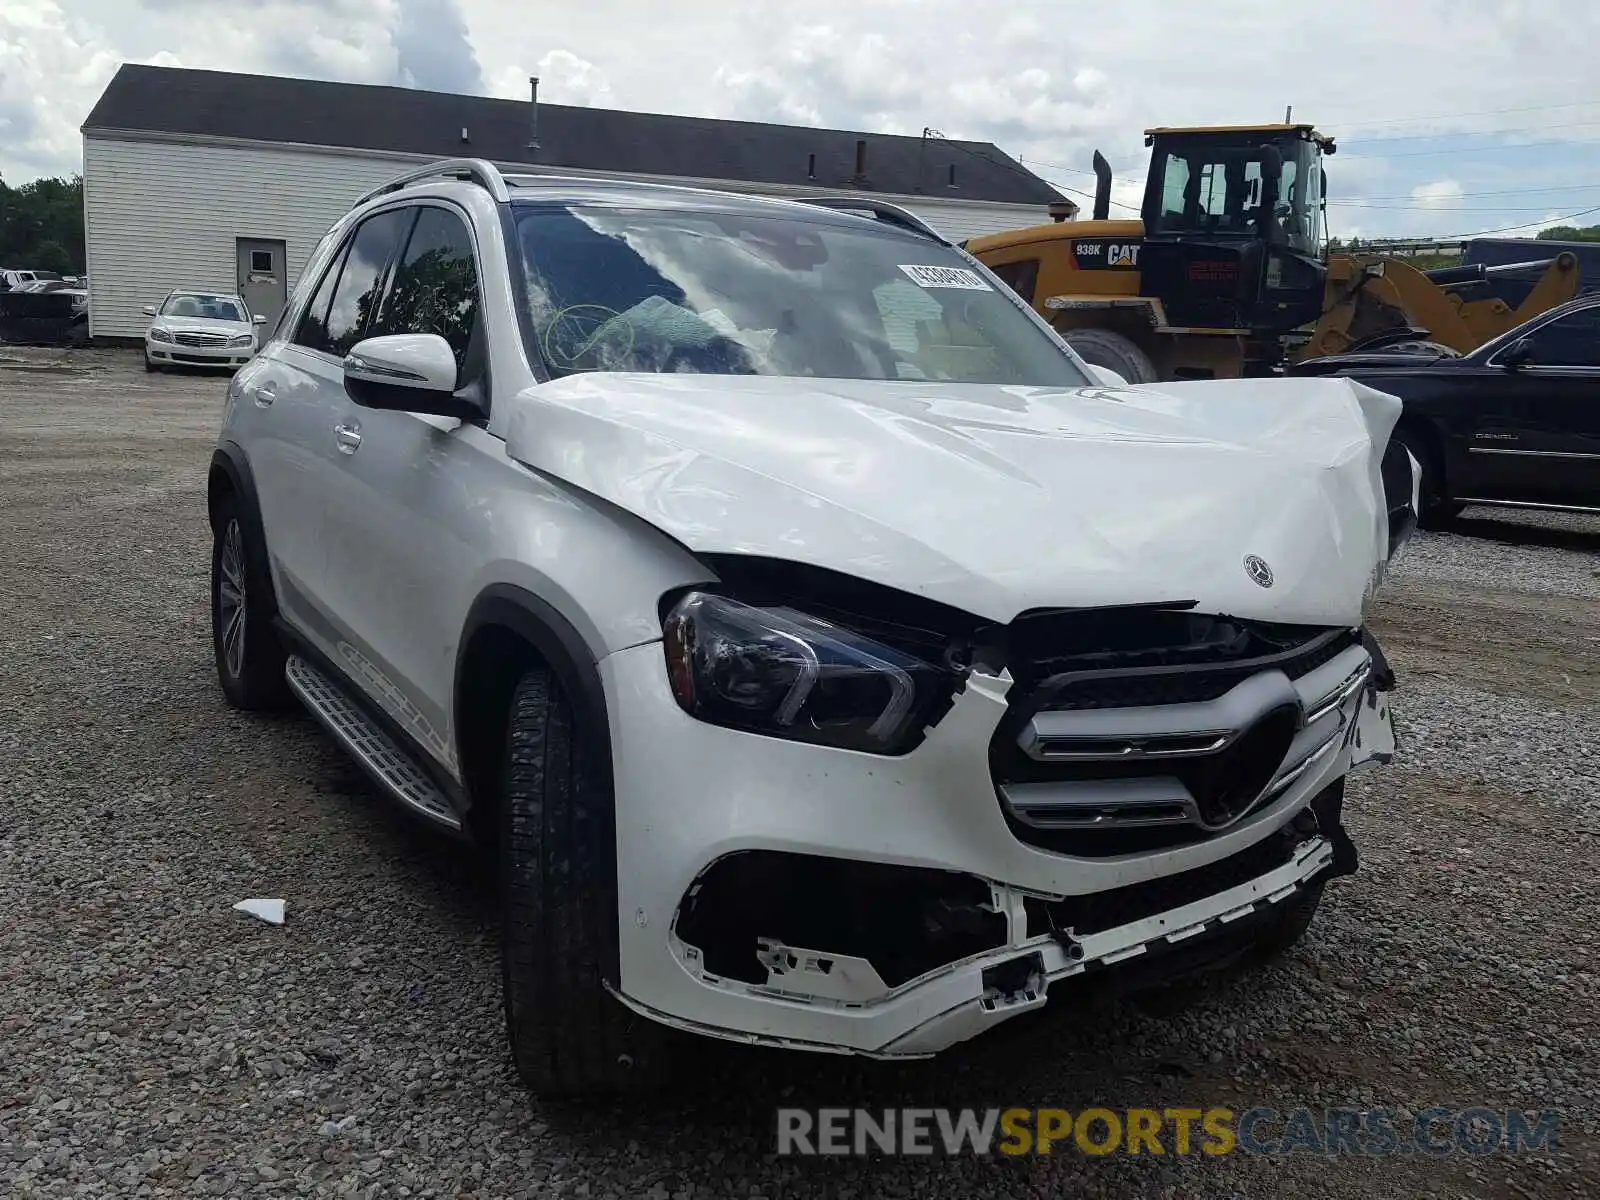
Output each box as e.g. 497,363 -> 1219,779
80,64 -> 1071,339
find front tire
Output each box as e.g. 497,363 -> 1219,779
1247,880 -> 1325,964
1392,426 -> 1462,528
210,496 -> 292,711
500,668 -> 672,1097
144,353 -> 159,373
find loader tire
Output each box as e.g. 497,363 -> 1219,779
499,668 -> 673,1097
1062,328 -> 1159,384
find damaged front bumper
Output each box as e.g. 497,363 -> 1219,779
600,631 -> 1395,1058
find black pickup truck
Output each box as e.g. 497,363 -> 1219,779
1287,294 -> 1600,522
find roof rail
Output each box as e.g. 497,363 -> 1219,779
352,158 -> 510,209
789,196 -> 948,243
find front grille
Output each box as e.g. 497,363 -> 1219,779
174,331 -> 228,347
992,611 -> 1361,858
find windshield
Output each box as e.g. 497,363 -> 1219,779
1146,136 -> 1321,256
161,294 -> 245,321
512,205 -> 1090,386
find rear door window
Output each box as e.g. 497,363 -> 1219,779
292,245 -> 348,354
319,209 -> 410,358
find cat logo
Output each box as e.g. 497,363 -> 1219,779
1072,239 -> 1142,270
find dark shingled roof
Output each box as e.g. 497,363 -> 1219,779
83,64 -> 1062,206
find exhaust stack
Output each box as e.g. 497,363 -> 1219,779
526,76 -> 540,152
1091,151 -> 1112,221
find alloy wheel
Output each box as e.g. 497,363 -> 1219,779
218,519 -> 248,678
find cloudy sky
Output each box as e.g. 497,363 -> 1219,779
3,0 -> 1598,238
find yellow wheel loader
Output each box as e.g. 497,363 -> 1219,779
965,123 -> 1580,382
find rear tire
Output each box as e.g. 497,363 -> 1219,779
210,495 -> 292,711
1061,328 -> 1159,384
500,668 -> 672,1097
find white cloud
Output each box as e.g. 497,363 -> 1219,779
1410,180 -> 1466,208
536,50 -> 615,107
0,1 -> 124,180
5,0 -> 1600,238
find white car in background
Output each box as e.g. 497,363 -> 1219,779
143,291 -> 265,371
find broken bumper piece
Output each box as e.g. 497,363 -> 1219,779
615,829 -> 1334,1058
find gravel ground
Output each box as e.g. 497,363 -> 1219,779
2,347 -> 1597,1198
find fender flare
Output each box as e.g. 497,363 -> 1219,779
454,583 -> 620,984
208,442 -> 261,532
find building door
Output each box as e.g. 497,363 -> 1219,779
236,238 -> 288,329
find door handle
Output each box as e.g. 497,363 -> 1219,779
253,383 -> 276,408
334,422 -> 362,454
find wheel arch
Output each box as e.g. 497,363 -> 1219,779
454,584 -> 621,985
1391,412 -> 1449,502
208,443 -> 259,533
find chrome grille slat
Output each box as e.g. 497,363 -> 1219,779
1001,777 -> 1199,830
1031,731 -> 1230,761
174,330 -> 229,347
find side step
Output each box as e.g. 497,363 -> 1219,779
284,655 -> 462,832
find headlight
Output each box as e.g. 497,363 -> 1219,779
661,591 -> 959,754
229,333 -> 254,347
148,327 -> 172,343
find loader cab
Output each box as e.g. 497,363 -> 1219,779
1136,124 -> 1332,339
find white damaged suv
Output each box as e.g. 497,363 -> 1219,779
209,159 -> 1415,1096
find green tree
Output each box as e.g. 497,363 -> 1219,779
0,174 -> 86,273
32,239 -> 72,274
1536,224 -> 1600,242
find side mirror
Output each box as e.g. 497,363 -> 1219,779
1499,337 -> 1534,369
1088,364 -> 1129,388
343,333 -> 478,419
142,305 -> 157,316
252,314 -> 267,325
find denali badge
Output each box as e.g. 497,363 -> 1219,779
1244,554 -> 1274,588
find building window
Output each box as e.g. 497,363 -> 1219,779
250,250 -> 275,274
807,153 -> 816,179
947,164 -> 958,188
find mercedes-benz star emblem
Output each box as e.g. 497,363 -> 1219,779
1243,554 -> 1274,588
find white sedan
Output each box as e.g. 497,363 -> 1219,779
143,291 -> 265,371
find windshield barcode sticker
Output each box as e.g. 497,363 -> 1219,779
898,264 -> 993,291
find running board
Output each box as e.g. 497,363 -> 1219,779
284,655 -> 462,832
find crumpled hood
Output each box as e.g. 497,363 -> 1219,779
502,372 -> 1402,626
